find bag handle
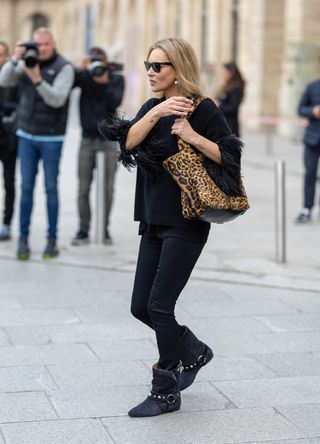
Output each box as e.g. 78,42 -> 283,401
185,96 -> 210,119
177,96 -> 210,153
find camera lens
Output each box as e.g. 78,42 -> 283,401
24,49 -> 38,68
88,61 -> 107,77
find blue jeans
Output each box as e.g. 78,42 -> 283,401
18,137 -> 63,239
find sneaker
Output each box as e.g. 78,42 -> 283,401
43,238 -> 59,259
17,236 -> 30,260
71,231 -> 89,246
103,230 -> 113,245
295,211 -> 311,224
0,224 -> 10,241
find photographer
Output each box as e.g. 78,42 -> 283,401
71,47 -> 124,246
0,27 -> 74,260
0,42 -> 19,241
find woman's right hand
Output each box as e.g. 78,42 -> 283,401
154,96 -> 194,119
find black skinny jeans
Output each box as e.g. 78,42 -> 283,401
131,225 -> 207,370
303,143 -> 320,209
0,147 -> 16,225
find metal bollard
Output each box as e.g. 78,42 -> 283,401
275,160 -> 286,263
95,151 -> 106,244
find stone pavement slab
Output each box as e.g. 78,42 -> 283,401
0,308 -> 80,326
0,365 -> 57,392
48,385 -> 152,419
256,440 -> 320,444
1,419 -> 113,444
254,313 -> 320,332
44,320 -> 154,343
181,296 -> 298,318
0,392 -> 57,423
193,356 -> 277,381
0,343 -> 98,366
102,408 -> 305,443
4,325 -> 51,345
214,376 -> 320,407
276,404 -> 320,438
255,331 -> 320,352
87,338 -> 158,361
47,361 -> 151,392
253,352 -> 320,377
48,381 -> 231,419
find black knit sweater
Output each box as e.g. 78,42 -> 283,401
130,98 -> 233,233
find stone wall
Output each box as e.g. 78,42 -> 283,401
1,0 -> 319,131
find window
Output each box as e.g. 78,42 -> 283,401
31,13 -> 49,33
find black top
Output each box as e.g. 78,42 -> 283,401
74,70 -> 124,139
298,79 -> 320,146
0,72 -> 19,149
218,87 -> 243,137
131,98 -> 232,236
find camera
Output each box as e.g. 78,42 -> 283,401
19,41 -> 39,68
88,56 -> 124,77
88,57 -> 108,77
107,62 -> 124,73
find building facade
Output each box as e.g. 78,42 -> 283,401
1,0 -> 320,134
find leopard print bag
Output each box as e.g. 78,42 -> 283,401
163,97 -> 250,224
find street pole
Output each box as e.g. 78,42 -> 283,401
275,160 -> 286,263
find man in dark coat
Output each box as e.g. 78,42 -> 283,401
0,41 -> 18,241
71,47 -> 124,246
295,79 -> 320,223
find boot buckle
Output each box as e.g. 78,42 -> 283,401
166,393 -> 177,404
198,354 -> 207,366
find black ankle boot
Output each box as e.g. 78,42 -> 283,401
178,326 -> 214,391
128,364 -> 181,417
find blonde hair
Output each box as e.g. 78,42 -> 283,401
146,37 -> 203,97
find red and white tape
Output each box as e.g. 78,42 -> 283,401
240,115 -> 307,127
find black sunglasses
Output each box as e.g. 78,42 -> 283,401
144,61 -> 173,73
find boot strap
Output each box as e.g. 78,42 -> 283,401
183,354 -> 207,371
148,391 -> 180,404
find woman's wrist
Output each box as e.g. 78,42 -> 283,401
148,107 -> 161,124
190,131 -> 202,149
191,133 -> 221,164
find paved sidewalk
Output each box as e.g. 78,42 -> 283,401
0,96 -> 320,443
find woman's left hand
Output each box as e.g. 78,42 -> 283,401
171,118 -> 197,144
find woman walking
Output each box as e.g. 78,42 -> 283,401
101,37 -> 243,417
216,62 -> 245,137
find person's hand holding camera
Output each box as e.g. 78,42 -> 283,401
312,105 -> 320,119
80,56 -> 91,70
24,64 -> 42,85
11,40 -> 42,85
92,72 -> 109,84
12,41 -> 25,62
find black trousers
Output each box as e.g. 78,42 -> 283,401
0,147 -> 16,225
303,143 -> 320,209
131,225 -> 207,370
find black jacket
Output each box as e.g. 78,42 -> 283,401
218,87 -> 243,137
298,79 -> 320,146
74,70 -> 124,138
0,70 -> 19,149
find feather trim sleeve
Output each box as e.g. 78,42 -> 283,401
204,134 -> 244,196
99,113 -> 166,181
98,113 -> 137,169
